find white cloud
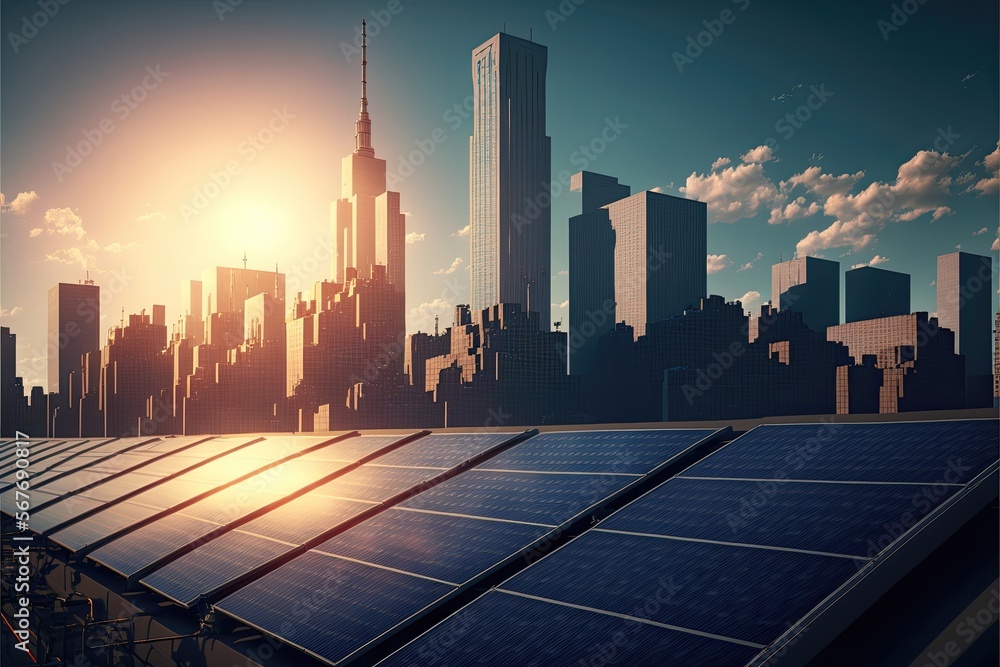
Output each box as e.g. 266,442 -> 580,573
433,257 -> 464,275
137,211 -> 166,224
40,208 -> 87,239
0,307 -> 24,318
737,262 -> 753,272
706,254 -> 733,274
869,255 -> 889,266
966,141 -> 999,196
681,161 -> 784,224
737,290 -> 761,312
992,238 -> 1000,251
45,247 -> 97,270
103,241 -> 140,253
972,227 -> 988,236
451,225 -> 470,237
796,150 -> 958,256
409,299 -> 453,332
711,157 -> 731,171
768,196 -> 822,224
29,228 -> 43,238
405,232 -> 426,244
741,145 -> 778,164
781,166 -> 865,198
556,269 -> 568,276
0,191 -> 39,215
552,300 -> 569,309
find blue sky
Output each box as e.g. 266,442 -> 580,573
1,0 -> 997,388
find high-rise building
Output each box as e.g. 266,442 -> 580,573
46,282 -> 100,404
332,20 -> 405,291
470,32 -> 552,329
844,265 -> 910,323
772,256 -> 839,333
1,326 -> 20,437
201,266 -> 285,317
994,306 -> 999,400
568,171 -> 707,376
936,252 -> 994,407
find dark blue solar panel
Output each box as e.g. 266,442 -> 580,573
23,494 -> 104,533
141,530 -> 292,607
683,420 -> 998,483
237,495 -> 376,544
480,429 -> 717,473
316,509 -> 550,584
373,433 -> 510,468
49,501 -> 156,551
502,530 -> 860,646
600,477 -> 959,557
88,513 -> 216,576
381,590 -> 761,667
398,470 -> 635,525
217,552 -> 452,664
323,435 -> 408,461
315,465 -> 444,502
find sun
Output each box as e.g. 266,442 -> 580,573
211,202 -> 291,261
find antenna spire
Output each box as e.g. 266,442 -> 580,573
354,19 -> 374,156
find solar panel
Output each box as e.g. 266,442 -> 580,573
213,428 -> 726,665
380,589 -> 761,667
385,419 -> 998,666
372,433 -> 511,467
397,470 -> 636,525
599,476 -> 964,557
478,429 -> 719,473
217,551 -> 453,665
682,420 -> 998,483
315,509 -> 551,584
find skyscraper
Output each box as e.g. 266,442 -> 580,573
470,33 -> 552,329
568,171 -> 707,374
844,265 -> 910,323
47,282 -> 100,403
772,256 -> 840,333
332,20 -> 405,291
936,251 -> 993,407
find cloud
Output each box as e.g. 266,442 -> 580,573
768,196 -> 822,224
0,307 -> 24,318
972,227 -> 988,236
736,252 -> 763,273
929,280 -> 936,286
556,269 -> 568,276
961,72 -> 978,82
781,166 -> 865,199
737,290 -> 761,312
0,191 -> 39,215
681,160 -> 784,223
405,232 -> 426,244
29,228 -> 43,237
706,254 -> 733,274
796,150 -> 958,256
552,300 -> 569,309
966,142 -> 999,196
103,241 -> 140,253
711,157 -> 731,171
37,208 -> 87,239
992,238 -> 1000,251
409,299 -> 453,332
451,225 -> 470,237
137,211 -> 166,224
852,255 -> 890,269
433,257 -> 463,275
741,145 -> 778,164
45,247 -> 97,270
955,171 -> 976,185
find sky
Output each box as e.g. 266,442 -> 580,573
1,0 -> 998,390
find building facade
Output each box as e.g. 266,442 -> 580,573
936,251 -> 993,407
771,256 -> 839,333
845,265 -> 910,323
470,33 -> 552,329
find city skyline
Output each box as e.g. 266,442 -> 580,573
1,0 -> 998,392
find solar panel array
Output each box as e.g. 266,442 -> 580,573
383,419 -> 999,667
2,420 -> 995,667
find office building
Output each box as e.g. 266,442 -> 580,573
470,32 -> 552,329
332,21 -> 405,291
936,251 -> 993,407
568,171 -> 707,374
46,281 -> 100,412
845,265 -> 910,323
772,256 -> 839,333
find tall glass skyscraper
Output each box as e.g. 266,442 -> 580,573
470,33 -> 552,330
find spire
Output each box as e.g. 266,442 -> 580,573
354,19 -> 374,157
